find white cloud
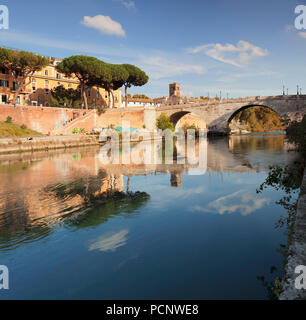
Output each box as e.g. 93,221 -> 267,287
192,190 -> 270,216
82,15 -> 126,37
299,32 -> 306,38
89,229 -> 129,252
119,0 -> 136,9
140,56 -> 205,79
217,70 -> 277,83
188,40 -> 268,67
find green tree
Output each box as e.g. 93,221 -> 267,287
121,64 -> 149,107
56,55 -> 110,110
0,48 -> 49,104
286,115 -> 306,157
49,85 -> 82,108
132,94 -> 150,99
96,63 -> 128,108
157,113 -> 174,131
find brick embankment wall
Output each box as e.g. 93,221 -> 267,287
0,105 -> 86,134
53,111 -> 96,135
279,167 -> 306,300
96,108 -> 145,129
0,105 -> 148,135
0,135 -> 99,155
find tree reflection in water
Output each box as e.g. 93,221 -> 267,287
0,169 -> 150,251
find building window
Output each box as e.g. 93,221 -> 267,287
32,86 -> 36,92
1,95 -> 7,103
96,91 -> 100,98
12,82 -> 18,91
45,89 -> 49,94
45,80 -> 49,86
32,79 -> 36,83
0,68 -> 6,74
16,96 -> 21,104
56,73 -> 61,79
0,80 -> 9,88
45,70 -> 49,76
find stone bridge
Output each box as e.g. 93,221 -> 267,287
155,95 -> 306,132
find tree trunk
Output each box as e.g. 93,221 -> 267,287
110,90 -> 115,109
11,85 -> 21,105
125,85 -> 128,108
107,90 -> 112,108
11,76 -> 32,105
126,176 -> 130,193
81,84 -> 88,110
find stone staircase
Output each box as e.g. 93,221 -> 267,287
52,110 -> 96,135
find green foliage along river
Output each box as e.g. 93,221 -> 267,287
232,106 -> 286,133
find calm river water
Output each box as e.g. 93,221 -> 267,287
0,135 -> 297,299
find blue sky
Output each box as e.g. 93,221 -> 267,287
1,0 -> 306,98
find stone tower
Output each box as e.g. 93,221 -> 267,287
169,83 -> 180,98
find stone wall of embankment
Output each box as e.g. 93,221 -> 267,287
0,135 -> 99,154
96,108 -> 146,129
0,105 -> 149,135
0,105 -> 89,134
280,167 -> 306,300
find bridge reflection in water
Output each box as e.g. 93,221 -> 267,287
0,134 -> 295,252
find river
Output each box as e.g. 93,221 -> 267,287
0,134 -> 298,299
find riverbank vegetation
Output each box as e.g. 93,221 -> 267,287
232,106 -> 286,132
0,118 -> 41,138
156,113 -> 174,131
256,115 -> 306,299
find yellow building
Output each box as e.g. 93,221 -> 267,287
0,57 -> 122,108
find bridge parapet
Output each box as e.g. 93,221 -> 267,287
156,94 -> 306,132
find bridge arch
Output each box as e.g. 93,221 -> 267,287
227,104 -> 284,133
169,111 -> 206,130
227,104 -> 282,124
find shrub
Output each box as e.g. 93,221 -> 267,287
5,116 -> 12,124
21,124 -> 27,130
97,106 -> 106,116
286,115 -> 306,157
157,113 -> 174,131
